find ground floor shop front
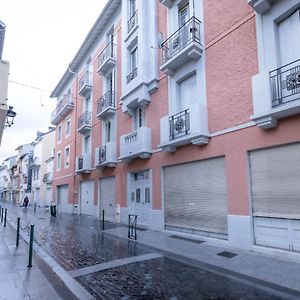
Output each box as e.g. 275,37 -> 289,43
52,118 -> 300,253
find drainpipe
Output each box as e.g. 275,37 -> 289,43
68,65 -> 78,214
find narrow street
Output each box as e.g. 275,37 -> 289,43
0,201 -> 297,300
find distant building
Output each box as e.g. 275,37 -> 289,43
31,128 -> 55,207
0,20 -> 9,145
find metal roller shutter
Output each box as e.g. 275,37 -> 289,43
164,157 -> 228,236
250,143 -> 300,218
57,184 -> 68,213
100,177 -> 116,222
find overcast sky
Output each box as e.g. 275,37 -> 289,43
0,0 -> 108,161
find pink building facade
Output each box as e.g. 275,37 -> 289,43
50,0 -> 300,252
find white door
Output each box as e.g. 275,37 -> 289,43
128,170 -> 152,226
57,185 -> 69,213
100,177 -> 116,222
80,181 -> 95,216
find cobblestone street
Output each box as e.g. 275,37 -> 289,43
1,202 -> 296,300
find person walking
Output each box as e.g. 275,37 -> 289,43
23,196 -> 29,207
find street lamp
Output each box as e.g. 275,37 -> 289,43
6,106 -> 16,127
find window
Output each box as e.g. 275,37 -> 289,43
145,187 -> 150,204
179,4 -> 190,27
65,117 -> 71,137
127,45 -> 138,82
84,135 -> 91,154
56,152 -> 61,171
84,95 -> 91,112
134,107 -> 145,129
57,126 -> 62,143
105,121 -> 111,143
65,147 -> 70,168
106,71 -> 115,93
178,74 -> 196,111
130,46 -> 138,72
278,10 -> 300,66
136,188 -> 141,203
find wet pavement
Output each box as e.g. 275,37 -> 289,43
1,202 -> 296,300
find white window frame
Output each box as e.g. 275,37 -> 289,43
57,125 -> 62,143
134,106 -> 145,130
56,151 -> 61,171
65,116 -> 71,137
64,146 -> 70,168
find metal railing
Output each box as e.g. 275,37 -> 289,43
79,71 -> 92,92
169,109 -> 190,141
128,214 -> 137,240
270,59 -> 300,107
97,42 -> 116,69
98,146 -> 106,164
97,91 -> 115,115
161,16 -> 202,65
127,67 -> 137,83
51,94 -> 73,119
78,156 -> 84,170
125,131 -> 138,145
78,111 -> 92,129
128,10 -> 138,33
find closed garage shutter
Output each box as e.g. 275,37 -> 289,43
164,157 -> 228,236
100,177 -> 116,222
57,185 -> 68,213
250,143 -> 300,217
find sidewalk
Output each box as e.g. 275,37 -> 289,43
0,218 -> 75,300
106,226 -> 300,296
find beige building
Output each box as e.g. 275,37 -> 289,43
31,129 -> 55,207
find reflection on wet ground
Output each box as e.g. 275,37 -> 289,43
3,204 -> 289,300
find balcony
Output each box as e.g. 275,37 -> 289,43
128,10 -> 138,34
251,59 -> 300,129
76,154 -> 92,174
159,103 -> 209,152
96,91 -> 116,120
97,42 -> 116,76
77,111 -> 92,134
159,0 -> 174,8
247,0 -> 274,14
161,17 -> 203,76
127,67 -> 138,84
120,127 -> 152,161
78,71 -> 92,97
95,142 -> 117,168
42,172 -> 53,184
51,94 -> 74,125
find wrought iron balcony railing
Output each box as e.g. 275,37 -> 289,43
98,146 -> 106,164
128,10 -> 138,33
270,59 -> 300,107
78,156 -> 84,170
161,16 -> 201,65
169,109 -> 190,141
127,67 -> 137,83
97,91 -> 115,115
78,71 -> 92,92
51,94 -> 73,119
78,111 -> 92,129
97,42 -> 116,69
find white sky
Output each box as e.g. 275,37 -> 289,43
0,0 -> 108,161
